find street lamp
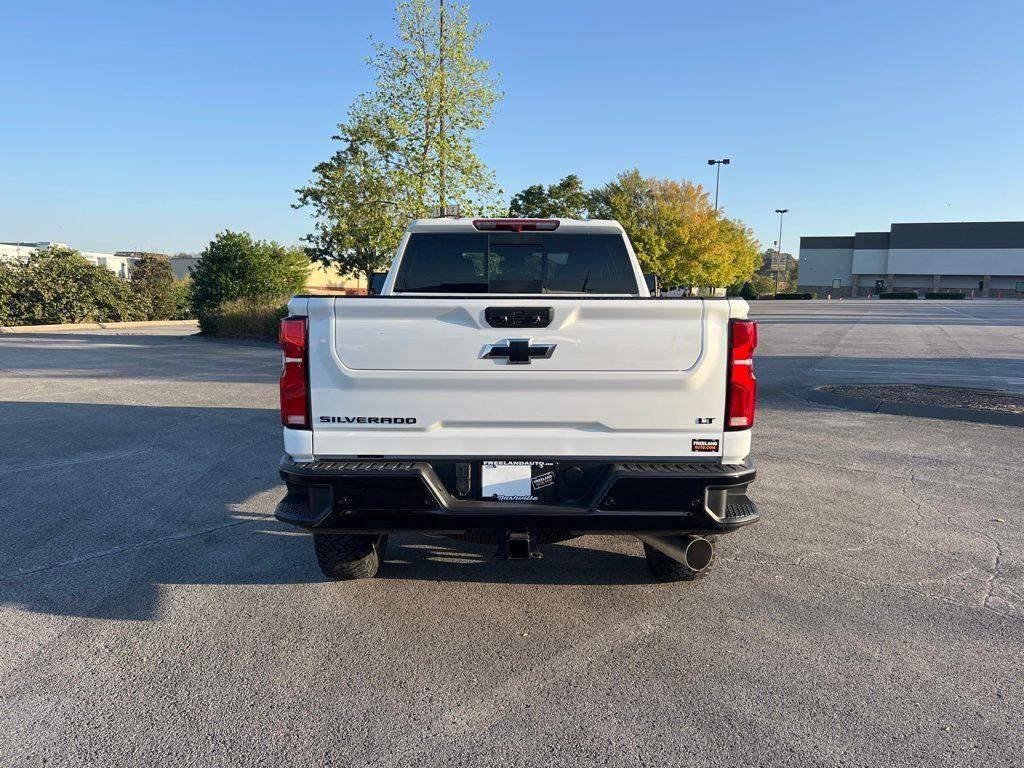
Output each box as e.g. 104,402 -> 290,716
707,158 -> 730,211
774,208 -> 789,292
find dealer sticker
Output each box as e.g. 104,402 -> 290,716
691,438 -> 720,453
531,471 -> 556,491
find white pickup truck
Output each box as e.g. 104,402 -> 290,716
275,217 -> 759,582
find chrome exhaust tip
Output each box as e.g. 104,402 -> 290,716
638,535 -> 714,571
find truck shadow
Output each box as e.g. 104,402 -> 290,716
0,400 -> 653,622
378,535 -> 652,586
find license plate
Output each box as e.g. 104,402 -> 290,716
482,461 -> 556,502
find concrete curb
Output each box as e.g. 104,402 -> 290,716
0,320 -> 198,334
805,386 -> 1024,428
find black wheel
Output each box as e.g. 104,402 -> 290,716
642,538 -> 716,582
313,534 -> 388,580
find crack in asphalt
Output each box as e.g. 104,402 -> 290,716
757,444 -> 1017,501
0,416 -> 199,475
0,518 -> 261,583
982,538 -> 1008,612
896,466 -> 927,535
724,463 -> 1019,621
720,554 -> 1018,621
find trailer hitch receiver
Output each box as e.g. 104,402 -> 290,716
499,531 -> 541,560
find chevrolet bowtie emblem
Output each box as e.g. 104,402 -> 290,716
481,338 -> 557,365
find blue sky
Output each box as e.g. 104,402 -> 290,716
2,0 -> 1022,256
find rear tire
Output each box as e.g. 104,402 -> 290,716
643,539 -> 715,582
313,534 -> 388,580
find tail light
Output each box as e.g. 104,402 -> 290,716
472,219 -> 559,232
279,316 -> 309,429
725,319 -> 757,430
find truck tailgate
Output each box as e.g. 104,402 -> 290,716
334,298 -> 703,371
306,297 -> 730,459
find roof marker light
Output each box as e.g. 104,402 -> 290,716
472,219 -> 560,232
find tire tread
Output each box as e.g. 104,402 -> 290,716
313,534 -> 386,580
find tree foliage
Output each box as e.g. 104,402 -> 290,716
295,140 -> 405,282
296,0 -> 502,280
586,170 -> 667,273
508,174 -> 587,218
713,216 -> 762,288
188,231 -> 308,333
588,170 -> 760,288
729,274 -> 776,298
757,249 -> 798,289
0,246 -> 148,325
130,254 -> 179,320
0,262 -> 17,325
751,274 -> 776,295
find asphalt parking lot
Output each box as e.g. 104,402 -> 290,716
1,300 -> 1022,767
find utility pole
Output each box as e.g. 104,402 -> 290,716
774,208 -> 788,293
438,0 -> 447,210
707,158 -> 730,211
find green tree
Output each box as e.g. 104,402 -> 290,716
588,170 -> 668,276
751,274 -> 776,295
169,280 -> 194,320
295,139 -> 406,282
0,261 -> 17,325
130,254 -> 179,320
647,177 -> 723,288
508,174 -> 587,218
189,231 -> 308,333
589,170 -> 761,290
757,248 -> 797,288
714,216 -> 762,288
296,0 -> 502,281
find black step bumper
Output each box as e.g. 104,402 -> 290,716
276,457 -> 759,536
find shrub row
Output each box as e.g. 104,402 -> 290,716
132,254 -> 192,320
208,299 -> 290,339
877,292 -> 918,299
1,233 -> 309,334
772,292 -> 816,300
0,247 -> 189,326
925,292 -> 965,300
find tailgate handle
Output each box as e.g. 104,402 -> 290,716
485,307 -> 552,328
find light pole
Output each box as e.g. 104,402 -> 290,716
774,208 -> 788,292
707,158 -> 730,211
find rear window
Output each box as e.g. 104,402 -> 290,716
393,232 -> 638,294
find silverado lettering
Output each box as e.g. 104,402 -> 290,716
319,416 -> 417,424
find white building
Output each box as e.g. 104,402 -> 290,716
85,251 -> 134,278
0,241 -> 62,262
0,241 -> 136,278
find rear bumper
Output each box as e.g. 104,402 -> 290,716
276,456 -> 759,535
